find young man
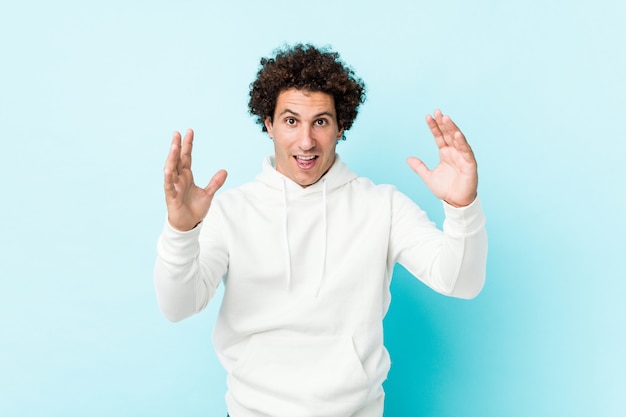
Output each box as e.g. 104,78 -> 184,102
155,44 -> 487,417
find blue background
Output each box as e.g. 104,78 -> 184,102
1,0 -> 625,416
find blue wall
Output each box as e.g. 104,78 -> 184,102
1,1 -> 624,416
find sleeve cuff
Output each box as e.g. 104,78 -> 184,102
442,196 -> 486,237
157,218 -> 203,264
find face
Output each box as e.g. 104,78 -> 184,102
265,88 -> 344,187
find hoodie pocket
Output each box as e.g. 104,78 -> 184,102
228,333 -> 370,415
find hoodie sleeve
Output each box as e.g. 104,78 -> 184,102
390,192 -> 487,299
154,204 -> 229,322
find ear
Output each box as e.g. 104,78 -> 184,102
264,117 -> 274,137
336,124 -> 344,140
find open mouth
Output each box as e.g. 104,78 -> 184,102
294,155 -> 318,170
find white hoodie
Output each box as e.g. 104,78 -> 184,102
154,155 -> 487,417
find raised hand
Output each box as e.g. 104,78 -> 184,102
407,110 -> 478,207
163,129 -> 228,231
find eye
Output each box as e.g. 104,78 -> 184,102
285,117 -> 296,126
315,119 -> 327,126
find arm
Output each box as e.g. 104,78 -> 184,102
391,192 -> 487,299
398,110 -> 486,298
154,130 -> 228,322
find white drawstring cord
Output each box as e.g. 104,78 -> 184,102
315,178 -> 328,297
281,178 -> 292,290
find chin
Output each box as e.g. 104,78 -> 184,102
296,175 -> 320,187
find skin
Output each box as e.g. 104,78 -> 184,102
407,109 -> 478,208
163,129 -> 227,231
164,95 -> 478,231
264,88 -> 344,188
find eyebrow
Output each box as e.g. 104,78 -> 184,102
278,109 -> 336,119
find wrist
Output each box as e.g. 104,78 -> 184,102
168,217 -> 202,232
444,193 -> 477,208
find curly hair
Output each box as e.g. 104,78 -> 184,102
248,43 -> 366,141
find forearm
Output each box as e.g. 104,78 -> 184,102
395,195 -> 487,299
154,221 -> 218,322
431,197 -> 487,299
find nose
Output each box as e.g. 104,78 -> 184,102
298,125 -> 315,151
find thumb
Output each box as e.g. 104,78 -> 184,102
204,169 -> 228,195
406,157 -> 430,182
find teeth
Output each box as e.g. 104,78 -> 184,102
296,155 -> 316,160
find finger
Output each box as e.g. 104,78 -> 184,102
163,168 -> 178,199
441,112 -> 461,132
164,131 -> 182,178
451,131 -> 476,164
426,113 -> 446,149
204,169 -> 228,195
179,128 -> 194,172
406,157 -> 431,182
166,130 -> 181,164
442,113 -> 463,139
441,115 -> 476,164
434,110 -> 457,147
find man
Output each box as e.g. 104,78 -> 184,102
155,44 -> 487,417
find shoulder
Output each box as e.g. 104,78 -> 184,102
331,176 -> 405,213
348,176 -> 425,213
211,179 -> 280,212
348,176 -> 399,197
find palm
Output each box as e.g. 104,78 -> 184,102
407,110 -> 478,207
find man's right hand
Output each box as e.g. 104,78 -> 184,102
163,129 -> 228,231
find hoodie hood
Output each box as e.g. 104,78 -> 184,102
255,154 -> 357,296
256,154 -> 358,194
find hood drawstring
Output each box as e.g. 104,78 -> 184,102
315,179 -> 328,297
281,178 -> 328,297
281,178 -> 292,290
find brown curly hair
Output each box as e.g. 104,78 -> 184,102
248,43 -> 366,141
